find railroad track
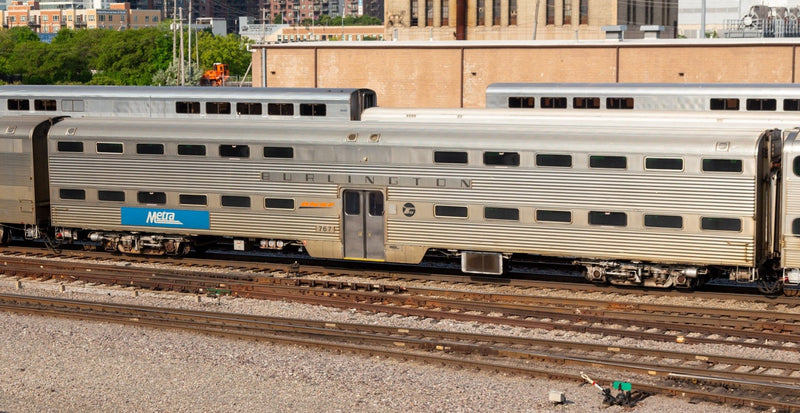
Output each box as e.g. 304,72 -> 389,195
1,293 -> 798,411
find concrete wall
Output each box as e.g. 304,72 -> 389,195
252,39 -> 800,108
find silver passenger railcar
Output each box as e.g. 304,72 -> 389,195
485,83 -> 800,112
43,116 -> 791,291
0,85 -> 377,120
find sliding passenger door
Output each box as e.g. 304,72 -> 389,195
342,190 -> 385,260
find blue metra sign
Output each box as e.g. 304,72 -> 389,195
120,207 -> 210,230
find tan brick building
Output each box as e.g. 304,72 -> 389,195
1,1 -> 161,33
383,0 -> 678,40
251,39 -> 800,108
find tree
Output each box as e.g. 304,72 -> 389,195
196,32 -> 252,78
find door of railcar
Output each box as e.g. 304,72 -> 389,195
342,190 -> 385,260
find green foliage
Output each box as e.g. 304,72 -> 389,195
0,25 -> 246,85
315,14 -> 382,26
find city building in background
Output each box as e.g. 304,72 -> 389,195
1,1 -> 161,32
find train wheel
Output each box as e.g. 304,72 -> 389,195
757,277 -> 783,295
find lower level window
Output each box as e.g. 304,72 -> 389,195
435,205 -> 468,218
588,211 -> 627,226
138,191 -> 166,204
701,217 -> 742,232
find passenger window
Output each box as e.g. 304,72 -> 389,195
573,97 -> 600,109
710,98 -> 739,111
136,143 -> 164,155
793,218 -> 800,235
590,155 -> 626,169
344,192 -> 360,215
746,98 -> 776,111
784,99 -> 800,111
221,196 -> 251,208
219,145 -> 250,158
540,97 -> 567,109
794,157 -> 800,176
264,147 -> 294,158
300,103 -> 326,116
536,154 -> 572,167
34,99 -> 57,111
57,141 -> 83,152
644,214 -> 683,229
589,211 -> 627,226
508,97 -> 535,108
178,144 -> 206,156
435,205 -> 468,218
645,157 -> 683,171
703,159 -> 742,173
176,101 -> 201,114
485,207 -> 519,221
137,191 -> 166,204
434,151 -> 468,164
606,97 -> 634,109
7,99 -> 30,111
206,102 -> 231,114
267,103 -> 294,116
179,194 -> 207,205
97,142 -> 123,153
265,198 -> 295,209
701,217 -> 742,232
536,210 -> 571,223
368,193 -> 384,216
483,152 -> 520,166
98,190 -> 125,202
59,189 -> 85,200
236,102 -> 263,115
61,99 -> 85,112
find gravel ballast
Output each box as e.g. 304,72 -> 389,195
0,275 -> 773,412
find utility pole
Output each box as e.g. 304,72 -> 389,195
532,0 -> 540,40
179,7 -> 185,86
173,0 -> 177,83
188,0 -> 192,83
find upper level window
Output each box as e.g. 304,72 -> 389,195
221,196 -> 251,208
590,155 -> 626,169
484,151 -> 520,166
8,99 -> 30,111
179,194 -> 207,206
435,151 -> 468,164
703,159 -> 742,173
219,145 -> 250,158
589,211 -> 627,226
435,205 -> 468,218
541,97 -> 567,108
206,102 -> 231,114
792,218 -> 800,235
645,157 -> 683,171
237,102 -> 262,115
34,99 -> 57,111
484,207 -> 519,221
536,154 -> 572,167
746,98 -> 776,111
61,99 -> 85,112
98,190 -> 125,202
137,143 -> 164,155
59,189 -> 85,200
97,143 -> 123,153
784,99 -> 800,111
573,97 -> 600,109
701,217 -> 742,232
267,103 -> 294,116
644,214 -> 683,229
606,97 -> 633,109
178,144 -> 206,156
264,147 -> 294,158
794,157 -> 800,176
176,101 -> 201,114
299,103 -> 326,116
265,198 -> 295,209
710,98 -> 739,111
57,141 -> 83,152
508,97 -> 535,108
536,210 -> 571,223
137,191 -> 166,204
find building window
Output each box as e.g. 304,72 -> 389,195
580,0 -> 589,24
425,0 -> 433,26
546,0 -> 555,24
477,0 -> 485,25
88,15 -> 95,21
42,15 -> 48,22
411,0 -> 418,26
493,0 -> 501,25
441,0 -> 449,25
508,0 -> 517,25
563,0 -> 572,24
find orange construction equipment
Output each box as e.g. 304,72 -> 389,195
200,63 -> 229,86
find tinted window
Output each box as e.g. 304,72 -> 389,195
795,157 -> 800,177
136,143 -> 164,155
536,154 -> 572,167
57,141 -> 83,152
435,205 -> 468,218
264,147 -> 294,158
236,102 -> 263,115
178,144 -> 206,156
179,194 -> 207,205
703,159 -> 742,173
645,158 -> 683,171
299,103 -> 326,116
98,190 -> 125,202
784,99 -> 800,111
793,218 -> 800,235
434,151 -> 468,164
221,196 -> 251,208
536,210 -> 571,223
644,214 -> 683,229
746,98 -> 776,111
369,192 -> 384,216
485,207 -> 519,221
219,145 -> 250,158
206,102 -> 231,114
484,152 -> 520,166
344,191 -> 360,215
710,98 -> 739,111
573,97 -> 600,109
508,97 -> 535,108
606,97 -> 633,109
701,217 -> 742,232
267,103 -> 294,116
540,97 -> 567,109
59,189 -> 85,200
138,191 -> 166,204
589,211 -> 627,226
34,99 -> 57,111
176,101 -> 201,114
8,99 -> 30,111
590,155 -> 626,169
97,143 -> 123,153
265,198 -> 295,209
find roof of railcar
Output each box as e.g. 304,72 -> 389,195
487,83 -> 800,98
0,85 -> 373,102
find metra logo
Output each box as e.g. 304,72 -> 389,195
146,211 -> 183,225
